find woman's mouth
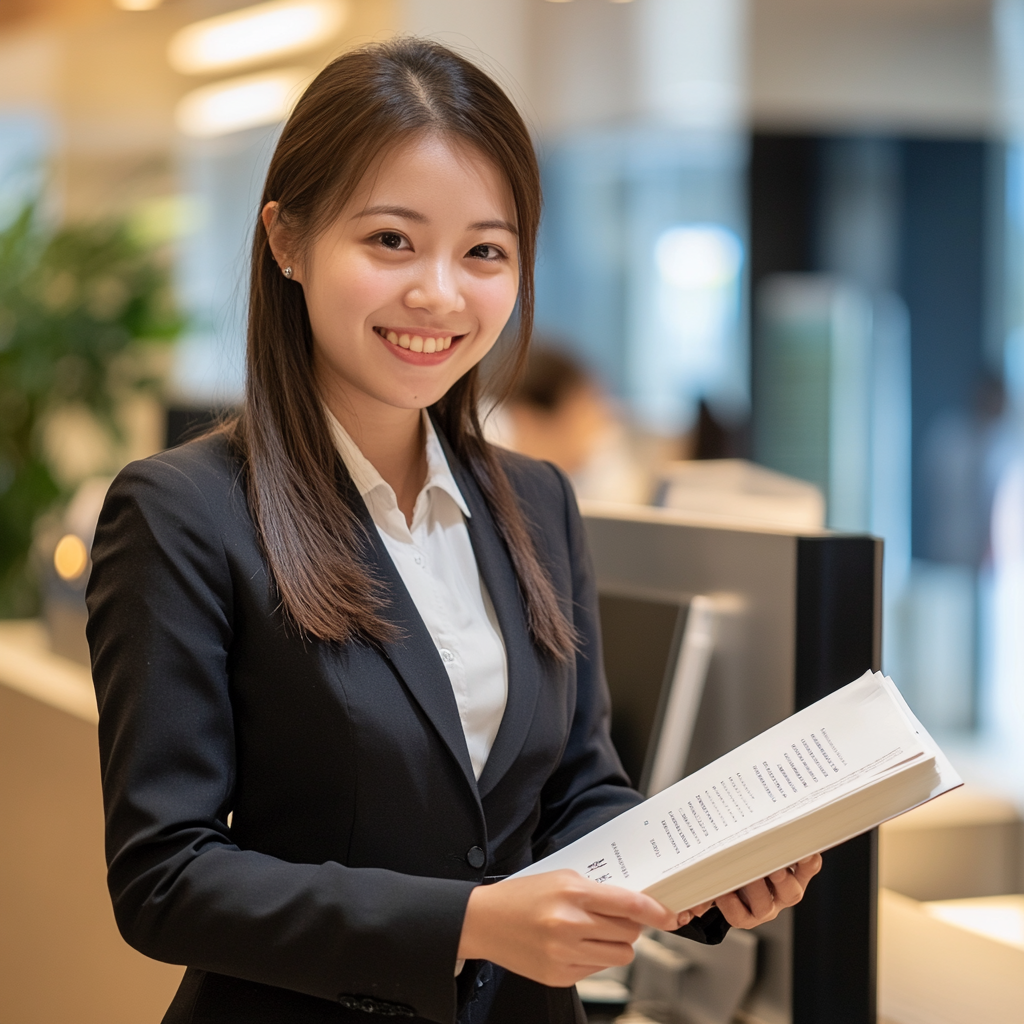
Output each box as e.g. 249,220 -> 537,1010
373,326 -> 461,354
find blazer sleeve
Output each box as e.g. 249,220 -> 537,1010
528,466 -> 730,946
86,455 -> 475,1024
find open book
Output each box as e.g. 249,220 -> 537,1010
513,671 -> 961,912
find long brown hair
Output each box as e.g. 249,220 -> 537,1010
231,38 -> 575,660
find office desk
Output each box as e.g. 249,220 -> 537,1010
0,621 -> 183,1024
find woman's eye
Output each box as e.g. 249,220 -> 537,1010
376,232 -> 408,250
468,244 -> 506,261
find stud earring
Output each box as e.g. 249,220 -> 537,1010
282,266 -> 293,279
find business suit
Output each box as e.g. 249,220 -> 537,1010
87,426 -> 726,1024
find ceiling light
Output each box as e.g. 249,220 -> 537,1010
168,0 -> 347,76
114,0 -> 162,9
175,68 -> 310,138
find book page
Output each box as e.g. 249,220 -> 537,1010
879,674 -> 962,800
514,671 -> 947,893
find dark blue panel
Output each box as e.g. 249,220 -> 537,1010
899,140 -> 988,557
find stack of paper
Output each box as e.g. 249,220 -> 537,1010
514,671 -> 960,912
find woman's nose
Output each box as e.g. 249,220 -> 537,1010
404,259 -> 465,314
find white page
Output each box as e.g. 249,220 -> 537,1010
514,671 -> 944,892
878,672 -> 962,801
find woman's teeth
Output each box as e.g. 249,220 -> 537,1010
383,330 -> 452,352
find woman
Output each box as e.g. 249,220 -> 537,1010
87,39 -> 820,1024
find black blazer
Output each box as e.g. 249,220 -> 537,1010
86,429 -> 726,1024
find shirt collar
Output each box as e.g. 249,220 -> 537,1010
324,406 -> 471,519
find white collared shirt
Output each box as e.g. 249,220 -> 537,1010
325,409 -> 508,780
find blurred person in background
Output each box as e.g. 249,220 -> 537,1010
487,343 -> 649,503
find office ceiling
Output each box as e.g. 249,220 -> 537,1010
756,0 -> 988,14
0,0 -> 1001,137
750,0 -> 997,133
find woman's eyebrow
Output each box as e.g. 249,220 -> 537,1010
352,204 -> 426,222
352,205 -> 517,236
471,219 -> 518,235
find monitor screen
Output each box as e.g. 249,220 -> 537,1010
598,592 -> 688,791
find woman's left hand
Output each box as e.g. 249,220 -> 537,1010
674,854 -> 823,931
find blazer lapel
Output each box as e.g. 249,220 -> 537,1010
337,468 -> 479,795
438,432 -> 549,801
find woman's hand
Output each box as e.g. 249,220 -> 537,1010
457,870 -> 679,988
458,855 -> 822,986
674,854 -> 823,931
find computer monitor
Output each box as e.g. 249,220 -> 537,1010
599,592 -> 714,796
585,505 -> 882,1024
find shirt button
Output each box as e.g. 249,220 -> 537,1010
467,846 -> 486,869
414,554 -> 424,567
439,648 -> 455,663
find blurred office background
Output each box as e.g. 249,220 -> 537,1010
1,0 -> 1024,1021
5,0 -> 1018,764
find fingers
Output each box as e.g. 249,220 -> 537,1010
766,854 -> 823,908
536,940 -> 637,985
715,890 -> 773,928
575,879 -> 678,932
542,951 -> 635,989
765,869 -> 802,907
574,939 -> 639,969
622,893 -> 679,932
716,878 -> 776,927
792,853 -> 823,885
457,871 -> 675,989
579,913 -> 645,946
675,898 -> 715,929
713,890 -> 757,927
684,900 -> 716,919
714,853 -> 824,929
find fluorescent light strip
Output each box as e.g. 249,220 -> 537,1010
168,0 -> 347,76
175,68 -> 310,138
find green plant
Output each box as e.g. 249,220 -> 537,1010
0,203 -> 180,616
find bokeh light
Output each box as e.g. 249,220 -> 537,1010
53,534 -> 88,582
175,68 -> 310,138
168,0 -> 347,76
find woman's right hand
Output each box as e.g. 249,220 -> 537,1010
456,869 -> 678,987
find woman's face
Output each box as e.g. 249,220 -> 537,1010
271,134 -> 520,420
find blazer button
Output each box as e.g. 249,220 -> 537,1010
467,846 -> 486,869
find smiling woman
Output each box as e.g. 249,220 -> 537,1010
238,41 -> 565,657
266,135 -> 520,429
84,38 -> 818,1024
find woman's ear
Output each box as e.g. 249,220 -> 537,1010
262,201 -> 302,283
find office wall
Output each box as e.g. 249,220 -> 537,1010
750,0 -> 996,134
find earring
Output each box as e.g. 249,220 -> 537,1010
282,266 -> 293,279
